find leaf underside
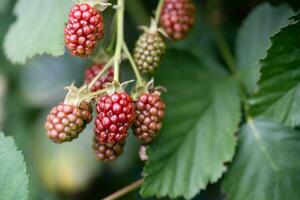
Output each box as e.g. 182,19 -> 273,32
4,0 -> 72,64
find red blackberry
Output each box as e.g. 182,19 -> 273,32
84,63 -> 114,92
133,91 -> 165,143
93,137 -> 125,162
64,3 -> 104,57
160,0 -> 196,40
94,92 -> 135,143
45,102 -> 93,143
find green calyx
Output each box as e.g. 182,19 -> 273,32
139,18 -> 168,37
105,80 -> 134,95
131,79 -> 165,100
65,83 -> 109,106
64,83 -> 92,106
77,0 -> 111,11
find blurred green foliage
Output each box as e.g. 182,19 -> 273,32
0,132 -> 28,200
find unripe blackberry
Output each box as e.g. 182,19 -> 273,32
160,0 -> 196,40
94,92 -> 135,143
133,91 -> 165,143
64,3 -> 104,57
84,63 -> 114,92
133,31 -> 166,74
93,137 -> 125,161
45,102 -> 93,143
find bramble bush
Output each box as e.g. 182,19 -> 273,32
0,0 -> 300,199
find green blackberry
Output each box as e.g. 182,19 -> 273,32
133,29 -> 166,74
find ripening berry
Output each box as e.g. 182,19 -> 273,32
94,92 -> 135,143
93,137 -> 125,161
45,102 -> 93,143
84,63 -> 114,92
133,31 -> 166,74
160,0 -> 196,40
133,91 -> 165,143
64,3 -> 104,57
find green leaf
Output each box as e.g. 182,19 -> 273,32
141,50 -> 241,199
223,118 -> 300,200
170,13 -> 227,77
236,3 -> 294,93
0,132 -> 28,200
4,0 -> 72,64
0,0 -> 10,13
249,16 -> 300,127
293,13 -> 300,21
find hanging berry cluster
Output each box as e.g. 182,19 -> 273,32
44,0 -> 196,162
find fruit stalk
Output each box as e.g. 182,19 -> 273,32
123,43 -> 143,85
212,28 -> 237,74
105,13 -> 117,54
113,0 -> 125,82
88,57 -> 115,90
103,179 -> 144,200
88,88 -> 108,98
154,0 -> 164,25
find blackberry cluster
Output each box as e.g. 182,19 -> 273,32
64,3 -> 104,56
133,91 -> 165,143
133,31 -> 166,74
46,1 -> 174,164
160,0 -> 196,40
45,102 -> 93,143
84,63 -> 114,92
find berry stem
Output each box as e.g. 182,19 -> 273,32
88,88 -> 108,98
113,0 -> 125,82
88,57 -> 115,90
106,13 -> 117,54
122,43 -> 143,85
154,0 -> 164,25
212,27 -> 237,74
103,179 -> 144,200
212,26 -> 252,108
